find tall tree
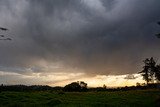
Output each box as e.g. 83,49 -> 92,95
149,57 -> 156,82
139,57 -> 160,84
155,65 -> 160,82
139,57 -> 156,84
140,58 -> 150,85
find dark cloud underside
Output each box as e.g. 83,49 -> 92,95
0,0 -> 160,75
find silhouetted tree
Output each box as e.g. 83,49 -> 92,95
139,58 -> 152,85
136,82 -> 141,87
149,57 -> 156,82
63,82 -> 81,92
63,81 -> 87,92
79,81 -> 87,91
139,57 -> 160,84
155,65 -> 160,82
103,84 -> 107,89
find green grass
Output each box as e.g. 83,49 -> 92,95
0,90 -> 160,107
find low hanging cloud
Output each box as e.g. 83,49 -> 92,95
0,0 -> 160,77
124,74 -> 137,80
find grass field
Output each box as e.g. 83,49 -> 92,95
0,90 -> 160,107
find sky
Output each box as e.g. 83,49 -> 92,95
0,0 -> 160,87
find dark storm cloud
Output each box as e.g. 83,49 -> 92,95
0,0 -> 160,75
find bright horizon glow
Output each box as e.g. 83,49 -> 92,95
53,74 -> 145,87
0,71 -> 145,87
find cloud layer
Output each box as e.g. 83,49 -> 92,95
0,0 -> 160,78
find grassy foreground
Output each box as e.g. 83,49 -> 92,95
0,90 -> 160,107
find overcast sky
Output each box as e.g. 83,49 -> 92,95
0,0 -> 160,86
